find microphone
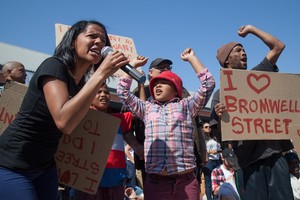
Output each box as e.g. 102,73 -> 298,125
101,46 -> 146,84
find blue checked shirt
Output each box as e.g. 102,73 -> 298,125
117,68 -> 215,175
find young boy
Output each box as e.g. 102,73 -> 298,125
77,83 -> 142,200
117,48 -> 215,200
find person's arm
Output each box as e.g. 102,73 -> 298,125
209,90 -> 223,144
124,131 -> 144,160
118,56 -> 149,119
181,48 -> 215,117
211,101 -> 226,145
209,149 -> 219,155
180,48 -> 206,73
122,56 -> 148,79
211,169 -> 220,196
213,185 -> 221,196
138,71 -> 147,101
125,144 -> 135,163
43,51 -> 128,135
195,125 -> 208,165
205,151 -> 209,163
238,25 -> 285,67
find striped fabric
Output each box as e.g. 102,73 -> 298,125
98,112 -> 132,187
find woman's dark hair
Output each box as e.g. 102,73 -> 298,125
54,20 -> 111,75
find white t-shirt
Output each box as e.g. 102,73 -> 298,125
220,164 -> 233,180
220,164 -> 240,198
206,138 -> 221,160
290,173 -> 300,200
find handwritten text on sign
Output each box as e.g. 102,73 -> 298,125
220,68 -> 300,144
0,82 -> 27,135
55,23 -> 138,78
55,109 -> 120,194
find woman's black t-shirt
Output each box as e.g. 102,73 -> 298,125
0,57 -> 81,171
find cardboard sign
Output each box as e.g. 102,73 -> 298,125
55,110 -> 121,194
0,82 -> 27,134
55,23 -> 137,58
55,23 -> 71,47
0,81 -> 122,194
55,23 -> 138,78
220,68 -> 300,153
108,34 -> 138,60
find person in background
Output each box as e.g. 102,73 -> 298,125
2,61 -> 27,84
0,64 -> 5,96
145,58 -> 174,99
0,20 -> 128,200
125,143 -> 137,188
285,151 -> 300,200
202,122 -> 221,200
227,142 -> 233,151
0,61 -> 27,97
124,142 -> 144,200
76,83 -> 143,200
118,48 -> 215,200
210,24 -> 294,200
211,148 -> 240,200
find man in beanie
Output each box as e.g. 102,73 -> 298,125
118,48 -> 215,200
210,24 -> 294,200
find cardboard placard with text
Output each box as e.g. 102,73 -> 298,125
55,23 -> 138,78
0,82 -> 27,135
220,68 -> 300,153
55,109 -> 121,194
0,81 -> 122,194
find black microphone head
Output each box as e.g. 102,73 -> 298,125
101,46 -> 113,57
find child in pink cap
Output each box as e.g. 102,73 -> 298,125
118,48 -> 215,200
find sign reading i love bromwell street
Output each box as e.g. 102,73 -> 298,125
220,68 -> 300,153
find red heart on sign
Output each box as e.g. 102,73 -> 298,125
247,73 -> 271,94
60,170 -> 71,184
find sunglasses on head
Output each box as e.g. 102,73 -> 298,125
155,64 -> 172,70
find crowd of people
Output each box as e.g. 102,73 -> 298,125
0,20 -> 299,200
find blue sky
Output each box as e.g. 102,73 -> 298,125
1,0 -> 299,92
